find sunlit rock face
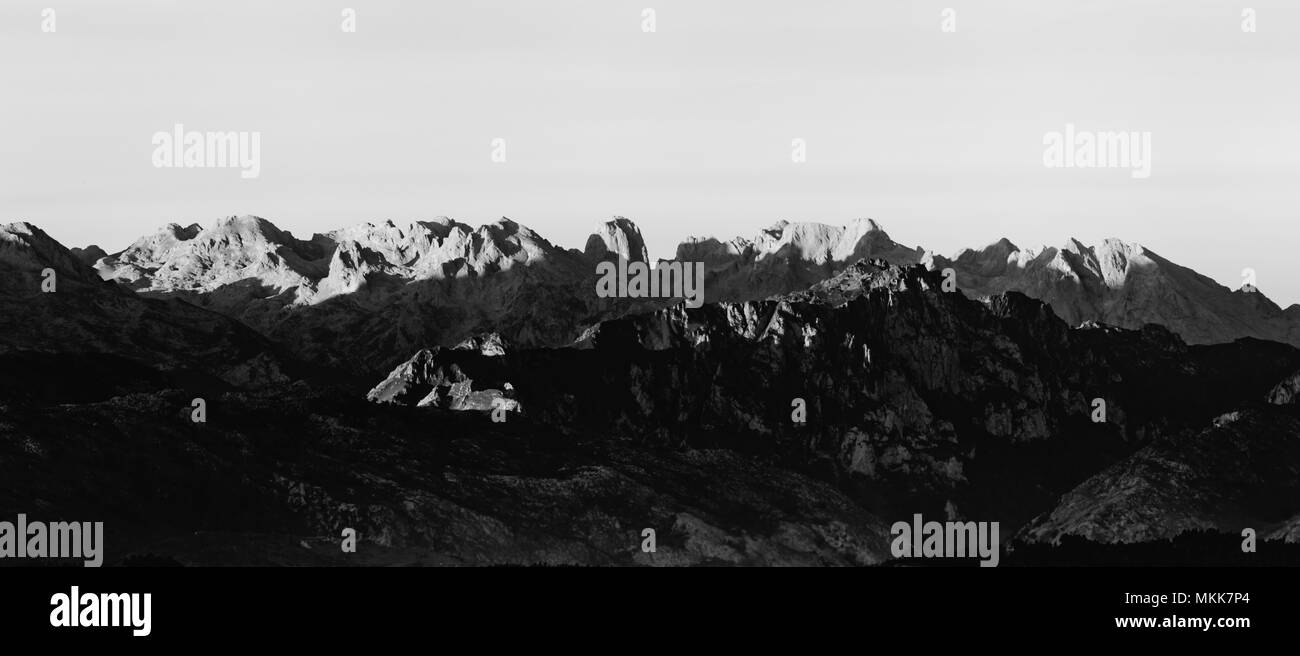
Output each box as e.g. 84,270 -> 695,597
0,221 -> 300,396
925,236 -> 1300,347
86,215 -> 1300,377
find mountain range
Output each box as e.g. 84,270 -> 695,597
49,214 -> 1300,376
4,214 -> 1300,565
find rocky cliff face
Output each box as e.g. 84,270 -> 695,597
1014,406 -> 1300,545
1016,355 -> 1300,547
584,217 -> 648,264
87,215 -> 1300,379
364,345 -> 521,412
92,215 -> 660,374
370,260 -> 1300,541
0,222 -> 306,400
1266,368 -> 1300,405
925,236 -> 1300,347
676,218 -> 923,303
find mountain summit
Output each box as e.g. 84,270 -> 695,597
925,236 -> 1300,346
674,218 -> 923,302
585,217 -> 648,264
0,221 -> 299,398
52,214 -> 1300,371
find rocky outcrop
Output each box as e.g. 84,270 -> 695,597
365,347 -> 520,413
676,218 -> 923,303
1014,359 -> 1300,547
585,217 -> 648,264
925,236 -> 1300,347
371,259 -> 1300,539
90,215 -> 654,374
1015,407 -> 1300,545
1267,369 -> 1300,405
1268,513 -> 1300,544
0,221 -> 308,400
85,215 -> 1300,378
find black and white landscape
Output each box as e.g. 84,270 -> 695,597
4,215 -> 1300,566
4,3 -> 1299,574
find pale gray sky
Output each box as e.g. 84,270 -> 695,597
3,1 -> 1299,303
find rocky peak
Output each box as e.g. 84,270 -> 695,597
365,345 -> 519,413
0,221 -> 99,288
671,219 -> 922,304
585,216 -> 648,263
